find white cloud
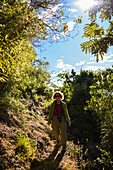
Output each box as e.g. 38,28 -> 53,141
87,61 -> 95,64
61,56 -> 64,58
75,60 -> 85,66
99,54 -> 113,63
56,59 -> 75,71
67,21 -> 75,31
89,54 -> 113,63
90,56 -> 95,61
50,70 -> 64,87
51,78 -> 63,87
107,59 -> 113,63
60,31 -> 68,36
51,72 -> 58,78
52,34 -> 60,40
37,4 -> 62,20
63,64 -> 75,71
84,65 -> 105,71
85,53 -> 113,71
60,20 -> 75,37
68,8 -> 78,13
75,0 -> 98,10
56,59 -> 64,68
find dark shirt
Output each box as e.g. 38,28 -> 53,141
53,104 -> 63,116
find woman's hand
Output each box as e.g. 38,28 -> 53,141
48,122 -> 51,126
68,121 -> 71,126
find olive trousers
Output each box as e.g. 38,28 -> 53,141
52,116 -> 67,147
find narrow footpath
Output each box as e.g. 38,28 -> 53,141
31,139 -> 78,170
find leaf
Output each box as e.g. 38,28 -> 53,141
5,34 -> 9,40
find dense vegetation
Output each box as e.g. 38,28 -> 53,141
57,70 -> 98,143
57,68 -> 113,169
0,0 -> 113,169
0,0 -> 75,112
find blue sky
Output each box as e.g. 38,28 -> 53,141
35,0 -> 113,86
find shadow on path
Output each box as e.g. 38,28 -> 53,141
30,145 -> 66,170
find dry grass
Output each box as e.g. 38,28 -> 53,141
0,101 -> 80,170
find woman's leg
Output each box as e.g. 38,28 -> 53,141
59,116 -> 67,147
52,116 -> 60,143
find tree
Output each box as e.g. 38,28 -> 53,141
68,70 -> 99,143
81,0 -> 113,61
87,68 -> 113,153
0,0 -> 79,112
29,0 -> 79,45
0,0 -> 78,82
0,39 -> 51,111
57,70 -> 98,142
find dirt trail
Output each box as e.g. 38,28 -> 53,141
31,139 -> 78,170
0,103 -> 79,170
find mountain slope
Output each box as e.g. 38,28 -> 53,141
0,99 -> 79,170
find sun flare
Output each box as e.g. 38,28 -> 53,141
76,0 -> 98,10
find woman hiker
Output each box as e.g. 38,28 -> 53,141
48,91 -> 71,150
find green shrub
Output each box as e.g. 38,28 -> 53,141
95,146 -> 113,170
69,141 -> 88,169
15,133 -> 36,159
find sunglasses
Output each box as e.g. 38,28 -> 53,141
55,95 -> 60,97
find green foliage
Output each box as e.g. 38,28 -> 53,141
0,0 -> 78,113
84,67 -> 113,169
81,0 -> 113,60
0,0 -> 39,80
69,141 -> 88,169
96,146 -> 113,169
86,68 -> 113,153
57,70 -> 99,143
68,70 -> 99,143
69,141 -> 113,169
76,68 -> 113,169
0,39 -> 51,112
56,68 -> 113,168
15,132 -> 36,159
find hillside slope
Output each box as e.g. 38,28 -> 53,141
0,99 -> 78,170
